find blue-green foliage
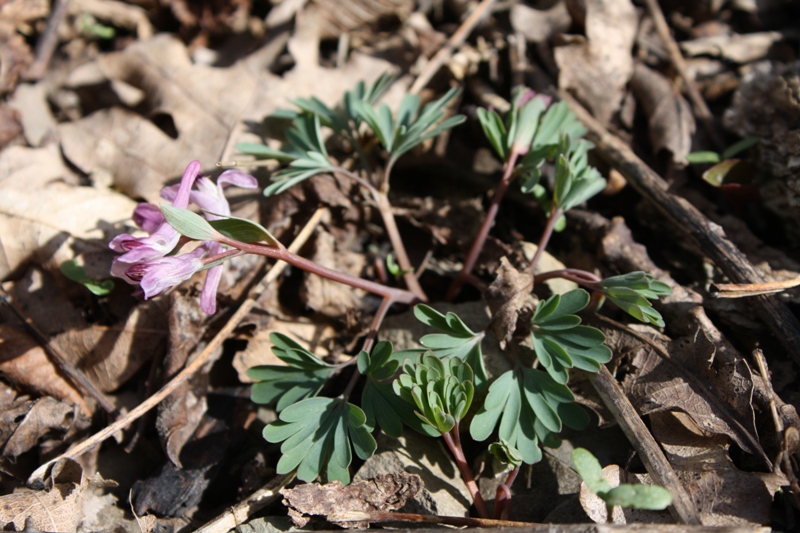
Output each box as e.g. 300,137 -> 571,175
530,289 -> 612,384
235,73 -> 464,196
594,272 -> 672,327
263,397 -> 376,484
247,333 -> 336,412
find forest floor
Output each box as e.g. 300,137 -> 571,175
1,0 -> 800,531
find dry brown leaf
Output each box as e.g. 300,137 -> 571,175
315,0 -> 414,39
61,16 -> 399,203
281,473 -> 423,528
0,458 -> 87,532
631,63 -> 695,165
651,411 -> 782,526
2,396 -> 85,460
7,82 -> 57,147
0,103 -> 22,149
511,1 -> 572,43
484,257 -> 534,348
156,294 -> 208,468
0,146 -> 137,278
52,303 -> 168,393
622,327 -> 768,465
2,266 -> 168,396
554,0 -> 638,126
0,324 -> 89,413
300,229 -> 369,318
681,31 -> 791,64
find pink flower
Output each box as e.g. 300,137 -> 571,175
110,161 -> 260,315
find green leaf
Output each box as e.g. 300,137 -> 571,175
393,354 -> 474,435
207,215 -> 280,246
596,272 -> 671,327
60,260 -> 115,296
477,108 -> 508,160
264,397 -> 376,483
413,305 -> 488,388
512,96 -> 547,151
530,290 -> 611,383
685,151 -> 721,164
572,448 -> 672,510
248,333 -> 336,412
160,204 -> 220,241
721,136 -> 758,160
572,448 -> 612,494
470,368 -> 569,465
488,440 -> 524,468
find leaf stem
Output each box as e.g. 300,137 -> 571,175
446,149 -> 521,302
442,425 -> 489,518
341,296 -> 394,398
333,166 -> 428,302
217,237 -> 419,306
528,205 -> 563,276
493,467 -> 519,519
534,268 -> 601,286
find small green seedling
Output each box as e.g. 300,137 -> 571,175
572,447 -> 672,519
60,260 -> 114,296
686,137 -> 759,190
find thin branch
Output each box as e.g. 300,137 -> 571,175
409,0 -> 498,95
27,208 -> 328,487
447,149 -> 521,301
642,0 -> 724,150
588,365 -> 701,525
328,510 -> 537,528
334,166 -> 428,301
341,296 -> 394,399
221,237 -> 418,305
194,473 -> 295,533
442,427 -> 489,518
535,268 -> 602,286
24,0 -> 72,80
0,286 -> 115,416
529,205 -> 563,275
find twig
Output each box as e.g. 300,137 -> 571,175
529,205 -> 563,275
641,0 -> 724,150
332,167 -> 428,301
594,314 -> 771,468
0,286 -> 115,416
447,148 -> 521,301
409,0 -> 498,95
27,208 -> 327,487
442,425 -> 489,518
24,0 -> 72,80
588,365 -> 701,525
562,91 -> 800,369
328,510 -> 536,528
194,473 -> 295,533
710,277 -> 800,298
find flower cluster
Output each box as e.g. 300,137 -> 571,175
109,161 -> 258,314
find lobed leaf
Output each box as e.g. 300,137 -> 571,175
413,305 -> 488,387
264,397 -> 376,484
530,290 -> 611,383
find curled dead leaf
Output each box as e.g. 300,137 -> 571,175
554,0 -> 638,126
0,324 -> 89,413
631,63 -> 695,165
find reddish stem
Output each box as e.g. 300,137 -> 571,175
534,268 -> 602,286
447,149 -> 522,301
442,427 -> 489,518
217,237 -> 419,306
528,205 -> 563,276
334,167 -> 428,302
493,467 -> 519,519
341,296 -> 394,398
